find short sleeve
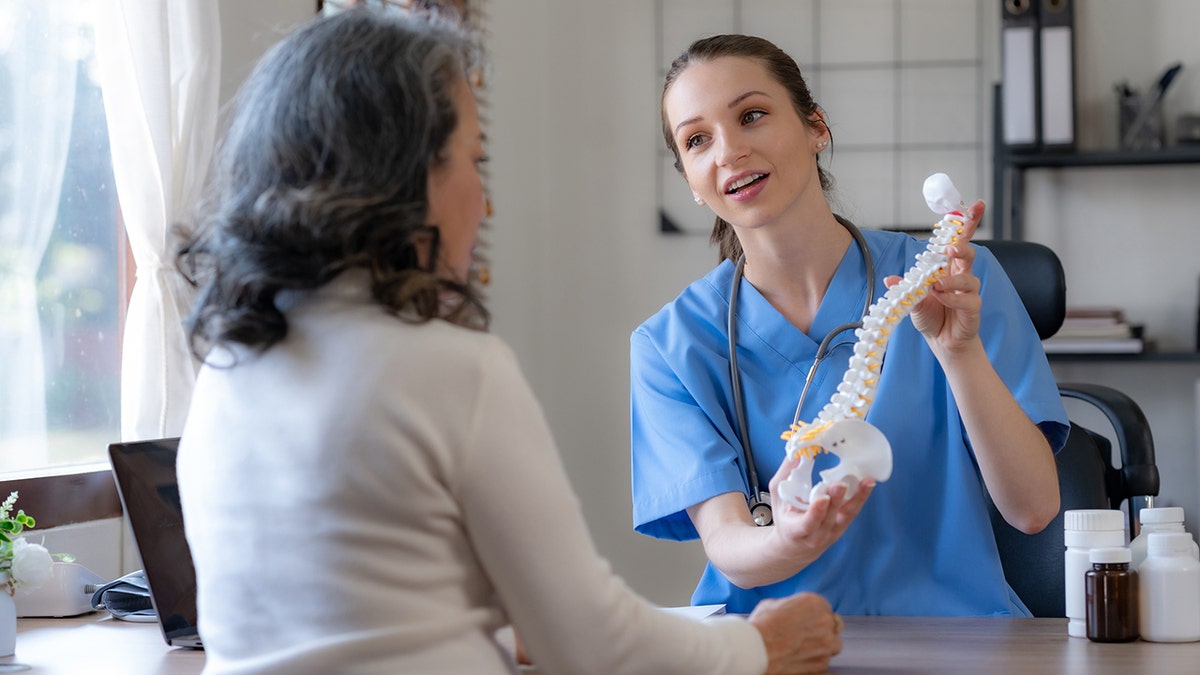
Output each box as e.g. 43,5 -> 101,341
629,328 -> 748,541
973,244 -> 1070,453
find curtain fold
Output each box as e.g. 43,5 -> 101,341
0,4 -> 78,467
94,0 -> 220,441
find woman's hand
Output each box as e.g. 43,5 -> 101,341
748,592 -> 843,674
896,199 -> 985,357
687,460 -> 873,589
767,452 -> 874,563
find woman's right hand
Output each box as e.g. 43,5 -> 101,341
748,593 -> 842,674
686,455 -> 873,588
767,452 -> 874,561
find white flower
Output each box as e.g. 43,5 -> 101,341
10,538 -> 52,589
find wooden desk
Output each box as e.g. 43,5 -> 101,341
8,614 -> 1200,673
834,616 -> 1200,674
4,613 -> 203,674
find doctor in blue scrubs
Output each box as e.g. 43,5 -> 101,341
630,34 -> 1070,617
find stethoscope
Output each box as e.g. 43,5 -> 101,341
728,215 -> 875,527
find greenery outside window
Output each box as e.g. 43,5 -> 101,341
1,2 -> 121,476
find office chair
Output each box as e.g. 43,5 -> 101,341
975,239 -> 1160,618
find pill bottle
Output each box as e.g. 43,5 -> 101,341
1085,547 -> 1138,642
1139,532 -> 1200,643
1130,506 -> 1198,570
1064,509 -> 1125,638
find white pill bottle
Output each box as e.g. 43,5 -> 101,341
1064,509 -> 1125,638
1139,531 -> 1200,643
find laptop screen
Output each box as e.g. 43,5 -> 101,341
108,437 -> 203,648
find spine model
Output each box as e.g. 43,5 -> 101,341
777,173 -> 968,509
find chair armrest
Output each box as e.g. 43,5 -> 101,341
1057,382 -> 1159,505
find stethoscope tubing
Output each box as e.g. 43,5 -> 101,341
727,216 -> 876,506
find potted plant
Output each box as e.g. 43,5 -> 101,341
0,492 -> 53,656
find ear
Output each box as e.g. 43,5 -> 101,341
807,111 -> 831,146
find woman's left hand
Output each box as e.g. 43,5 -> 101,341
890,199 -> 984,355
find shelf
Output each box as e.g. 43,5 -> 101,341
1047,351 -> 1200,363
1004,145 -> 1200,169
990,83 -> 1200,239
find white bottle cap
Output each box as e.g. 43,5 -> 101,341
1139,506 -> 1185,525
1064,510 -> 1126,547
1089,547 -> 1132,564
1148,531 -> 1197,556
1064,509 -> 1124,532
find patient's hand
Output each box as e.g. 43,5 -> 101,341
749,592 -> 842,674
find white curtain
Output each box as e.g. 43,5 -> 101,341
94,0 -> 220,441
0,4 -> 77,467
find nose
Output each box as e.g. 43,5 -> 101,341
715,128 -> 749,167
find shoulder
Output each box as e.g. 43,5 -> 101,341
283,278 -> 521,385
632,260 -> 732,346
859,226 -> 1004,278
859,227 -> 919,267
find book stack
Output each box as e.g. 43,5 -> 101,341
1042,307 -> 1145,354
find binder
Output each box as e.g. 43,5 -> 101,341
1001,0 -> 1040,150
1038,0 -> 1076,150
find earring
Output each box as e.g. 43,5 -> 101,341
816,140 -> 829,150
693,195 -> 705,205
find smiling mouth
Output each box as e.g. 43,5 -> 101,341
726,173 -> 767,194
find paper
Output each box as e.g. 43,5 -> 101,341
658,604 -> 727,620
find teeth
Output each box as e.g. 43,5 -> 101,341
727,173 -> 765,193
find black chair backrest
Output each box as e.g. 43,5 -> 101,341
976,239 -> 1066,340
986,382 -> 1160,616
986,424 -> 1109,617
974,239 -> 1159,617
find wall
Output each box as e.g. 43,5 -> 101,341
486,0 -> 1200,604
198,0 -> 1200,607
1020,0 -> 1200,537
485,0 -> 712,605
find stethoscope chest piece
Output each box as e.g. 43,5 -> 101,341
749,495 -> 773,527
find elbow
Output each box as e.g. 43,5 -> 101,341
1007,493 -> 1060,535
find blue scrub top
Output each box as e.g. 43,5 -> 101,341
629,228 -> 1069,616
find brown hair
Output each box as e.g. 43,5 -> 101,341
661,34 -> 834,262
177,9 -> 489,362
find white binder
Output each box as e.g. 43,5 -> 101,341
1001,0 -> 1039,149
1038,0 -> 1076,150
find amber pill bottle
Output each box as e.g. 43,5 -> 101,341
1085,547 -> 1139,643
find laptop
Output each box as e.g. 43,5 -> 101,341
108,437 -> 204,649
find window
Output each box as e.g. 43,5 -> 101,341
0,3 -> 122,474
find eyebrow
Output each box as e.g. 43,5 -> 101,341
673,90 -> 770,135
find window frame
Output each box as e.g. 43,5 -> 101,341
0,205 -> 133,527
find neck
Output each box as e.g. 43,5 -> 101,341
738,213 -> 854,332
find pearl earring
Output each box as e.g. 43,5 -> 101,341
693,195 -> 705,205
816,140 -> 829,150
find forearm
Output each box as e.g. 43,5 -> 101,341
937,340 -> 1059,533
466,348 -> 767,675
688,493 -> 817,589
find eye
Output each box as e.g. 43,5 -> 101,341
741,109 -> 766,125
684,133 -> 708,150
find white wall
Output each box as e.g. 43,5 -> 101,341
486,0 -> 1200,602
485,0 -> 713,605
1020,1 -> 1200,537
212,0 -> 1200,606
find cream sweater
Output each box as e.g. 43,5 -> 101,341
177,274 -> 767,674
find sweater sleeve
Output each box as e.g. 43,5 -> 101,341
458,338 -> 768,675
